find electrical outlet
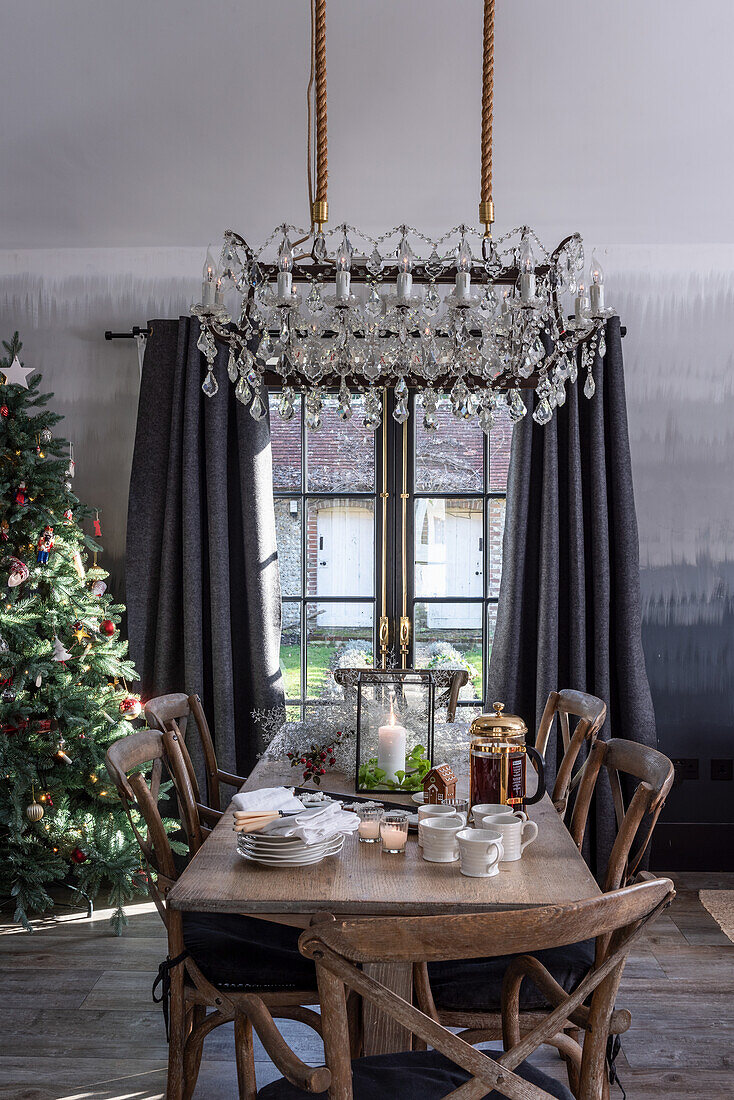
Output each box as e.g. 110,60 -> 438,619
711,759 -> 733,781
672,758 -> 699,786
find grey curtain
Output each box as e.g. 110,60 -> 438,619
487,317 -> 656,874
126,317 -> 284,777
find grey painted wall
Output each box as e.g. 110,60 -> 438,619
0,1 -> 731,837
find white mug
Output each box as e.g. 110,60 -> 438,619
472,803 -> 527,828
420,815 -> 464,863
479,811 -> 538,862
418,803 -> 467,848
457,827 -> 504,878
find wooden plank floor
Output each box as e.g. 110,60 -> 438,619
1,872 -> 732,1098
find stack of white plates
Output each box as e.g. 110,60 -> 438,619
236,831 -> 345,867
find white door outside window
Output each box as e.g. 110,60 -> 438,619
316,506 -> 373,627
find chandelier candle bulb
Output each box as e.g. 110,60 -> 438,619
277,235 -> 294,299
455,271 -> 471,300
377,697 -> 406,785
589,254 -> 605,313
277,270 -> 293,299
201,246 -> 217,309
520,268 -> 536,303
575,283 -> 589,321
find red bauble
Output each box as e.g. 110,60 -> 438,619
100,619 -> 115,636
0,406 -> 8,418
69,846 -> 87,864
119,696 -> 142,719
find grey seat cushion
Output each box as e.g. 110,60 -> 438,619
182,911 -> 316,992
257,1047 -> 574,1099
428,940 -> 595,1012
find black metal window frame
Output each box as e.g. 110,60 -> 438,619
271,390 -> 505,717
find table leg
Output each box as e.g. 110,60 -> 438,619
361,961 -> 413,1055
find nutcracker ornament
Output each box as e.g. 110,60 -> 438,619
14,481 -> 27,506
36,525 -> 55,565
93,510 -> 102,538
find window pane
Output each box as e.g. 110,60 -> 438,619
489,403 -> 513,492
414,498 -> 483,598
274,498 -> 301,596
306,498 -> 374,598
306,602 -> 374,698
306,396 -> 376,492
269,393 -> 302,490
487,497 -> 505,599
280,603 -> 301,701
415,399 -> 483,493
413,601 -> 482,700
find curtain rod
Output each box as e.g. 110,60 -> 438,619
104,326 -> 151,341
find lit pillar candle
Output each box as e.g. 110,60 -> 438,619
589,252 -> 605,313
201,245 -> 217,309
396,233 -> 414,302
377,699 -> 406,784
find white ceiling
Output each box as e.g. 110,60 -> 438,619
2,0 -> 731,250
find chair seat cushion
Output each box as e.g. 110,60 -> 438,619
182,911 -> 316,992
257,1047 -> 574,1099
428,939 -> 595,1013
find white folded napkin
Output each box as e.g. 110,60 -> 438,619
231,786 -> 305,814
261,802 -> 360,845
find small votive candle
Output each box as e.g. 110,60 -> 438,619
380,812 -> 409,854
357,806 -> 383,843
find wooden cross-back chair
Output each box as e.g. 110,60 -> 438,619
257,878 -> 674,1100
145,691 -> 246,822
416,735 -> 675,1088
535,690 -> 607,816
569,737 -> 675,895
105,728 -> 323,1100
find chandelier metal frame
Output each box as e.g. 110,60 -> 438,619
194,0 -> 614,432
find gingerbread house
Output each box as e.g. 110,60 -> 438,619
422,763 -> 458,804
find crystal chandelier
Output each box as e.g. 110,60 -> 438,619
194,0 -> 614,434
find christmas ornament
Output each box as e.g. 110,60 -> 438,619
40,428 -> 52,444
93,510 -> 102,538
35,672 -> 42,687
72,550 -> 85,579
63,479 -> 72,492
67,444 -> 75,478
69,846 -> 87,864
53,739 -> 72,765
7,557 -> 29,587
72,621 -> 89,644
100,619 -> 115,636
14,482 -> 28,506
0,520 -> 8,541
0,406 -> 8,418
1,685 -> 16,703
52,636 -> 72,662
26,799 -> 44,822
36,525 -> 55,565
39,791 -> 53,807
119,696 -> 142,719
3,355 -> 31,389
63,508 -> 73,522
91,579 -> 107,597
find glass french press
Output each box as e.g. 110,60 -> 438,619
469,701 -> 546,810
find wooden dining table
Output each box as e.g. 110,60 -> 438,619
167,758 -> 600,1056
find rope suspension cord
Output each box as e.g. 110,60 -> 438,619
311,0 -> 328,228
479,0 -> 496,234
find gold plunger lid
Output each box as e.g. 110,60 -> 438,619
469,700 -> 528,739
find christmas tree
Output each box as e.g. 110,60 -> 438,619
0,332 -> 148,932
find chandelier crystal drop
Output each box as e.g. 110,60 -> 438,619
193,0 -> 614,434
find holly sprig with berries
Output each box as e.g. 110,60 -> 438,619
287,730 -> 344,785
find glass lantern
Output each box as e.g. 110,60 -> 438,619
355,670 -> 435,794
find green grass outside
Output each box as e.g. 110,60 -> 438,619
281,641 -> 486,701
